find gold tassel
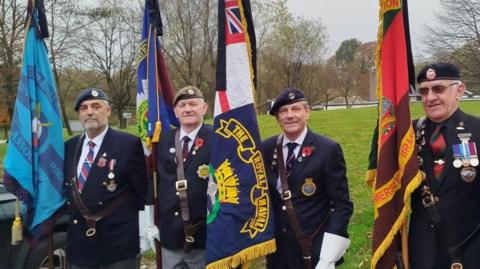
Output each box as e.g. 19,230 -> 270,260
151,121 -> 161,143
11,198 -> 23,245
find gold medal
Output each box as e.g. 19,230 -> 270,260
106,180 -> 117,192
301,178 -> 316,196
197,164 -> 210,179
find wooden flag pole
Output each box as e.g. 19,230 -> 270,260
401,222 -> 410,269
151,144 -> 162,269
47,231 -> 54,269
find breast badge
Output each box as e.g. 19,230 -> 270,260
453,135 -> 478,182
301,178 -> 316,196
461,167 -> 476,183
197,164 -> 210,179
104,159 -> 117,192
105,180 -> 118,192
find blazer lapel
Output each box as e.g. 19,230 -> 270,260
184,124 -> 206,168
437,111 -> 469,189
292,129 -> 315,174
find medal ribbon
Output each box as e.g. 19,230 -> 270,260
469,142 -> 477,159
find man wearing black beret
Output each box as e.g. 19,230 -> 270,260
155,85 -> 212,268
409,62 -> 480,268
262,88 -> 353,269
64,87 -> 147,268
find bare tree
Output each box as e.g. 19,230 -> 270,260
160,0 -> 216,103
423,0 -> 480,89
257,2 -> 327,104
77,0 -> 141,127
44,0 -> 91,134
334,38 -> 363,108
0,0 -> 26,123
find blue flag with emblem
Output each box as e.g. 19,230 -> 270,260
136,0 -> 178,154
3,0 -> 65,243
206,1 -> 276,268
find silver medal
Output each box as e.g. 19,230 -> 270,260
453,159 -> 462,168
460,166 -> 476,183
471,158 -> 479,167
108,172 -> 115,179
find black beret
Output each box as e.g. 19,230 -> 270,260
416,62 -> 460,83
74,87 -> 108,111
173,85 -> 204,106
269,87 -> 307,115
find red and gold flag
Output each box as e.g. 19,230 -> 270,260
367,0 -> 422,268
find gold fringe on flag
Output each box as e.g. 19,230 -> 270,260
206,239 -> 276,269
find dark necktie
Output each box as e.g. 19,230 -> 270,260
285,142 -> 297,178
430,126 -> 446,179
78,141 -> 95,192
182,136 -> 190,162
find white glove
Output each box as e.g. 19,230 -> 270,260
140,224 -> 160,254
315,232 -> 350,269
139,206 -> 159,254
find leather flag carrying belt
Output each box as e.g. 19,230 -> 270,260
175,130 -> 205,252
69,179 -> 130,237
276,135 -> 330,269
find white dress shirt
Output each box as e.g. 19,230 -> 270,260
76,126 -> 108,178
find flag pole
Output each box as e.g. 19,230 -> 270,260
151,143 -> 162,269
401,222 -> 409,269
47,231 -> 54,269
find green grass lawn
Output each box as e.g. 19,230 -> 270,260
1,101 -> 479,268
255,101 -> 480,268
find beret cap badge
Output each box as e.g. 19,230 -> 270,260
426,68 -> 436,80
288,92 -> 295,100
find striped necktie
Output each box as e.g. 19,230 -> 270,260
430,126 -> 446,179
78,141 -> 95,192
285,142 -> 297,178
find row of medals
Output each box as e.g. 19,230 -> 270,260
417,123 -> 478,182
99,155 -> 117,192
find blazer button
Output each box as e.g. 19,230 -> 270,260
73,219 -> 78,224
66,201 -> 71,205
282,228 -> 287,234
429,224 -> 434,228
174,212 -> 179,216
281,205 -> 287,211
98,201 -> 103,205
176,192 -> 180,196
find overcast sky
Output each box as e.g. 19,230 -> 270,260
286,0 -> 440,58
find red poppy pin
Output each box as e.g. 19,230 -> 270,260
301,147 -> 314,157
97,156 -> 107,167
194,137 -> 204,150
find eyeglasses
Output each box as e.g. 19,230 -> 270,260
417,82 -> 460,96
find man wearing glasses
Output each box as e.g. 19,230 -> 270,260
409,62 -> 480,269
